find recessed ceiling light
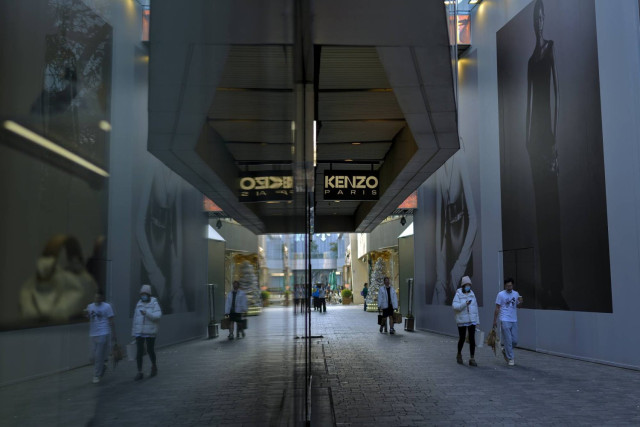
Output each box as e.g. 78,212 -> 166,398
351,142 -> 361,145
345,159 -> 353,162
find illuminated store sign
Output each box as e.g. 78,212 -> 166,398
323,170 -> 379,201
239,172 -> 293,202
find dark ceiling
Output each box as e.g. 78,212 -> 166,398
147,0 -> 459,234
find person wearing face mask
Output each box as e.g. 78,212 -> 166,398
86,291 -> 116,383
131,284 -> 162,380
452,276 -> 479,366
493,278 -> 523,366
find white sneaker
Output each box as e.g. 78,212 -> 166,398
508,359 -> 515,366
92,376 -> 100,384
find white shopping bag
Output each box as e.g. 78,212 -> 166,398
126,341 -> 136,361
475,328 -> 485,348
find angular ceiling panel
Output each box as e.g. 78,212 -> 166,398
317,120 -> 405,143
318,92 -> 403,121
219,45 -> 293,89
208,90 -> 295,121
149,0 -> 459,234
209,120 -> 293,144
316,142 -> 391,162
319,47 -> 390,89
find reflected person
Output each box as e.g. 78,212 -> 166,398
132,285 -> 162,380
20,235 -> 97,323
225,281 -> 248,339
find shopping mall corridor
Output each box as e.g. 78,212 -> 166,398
1,305 -> 640,426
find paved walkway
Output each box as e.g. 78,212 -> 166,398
1,305 -> 640,426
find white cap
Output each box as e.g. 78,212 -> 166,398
461,276 -> 472,286
140,284 -> 152,295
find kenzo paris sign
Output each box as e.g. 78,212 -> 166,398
323,170 -> 379,201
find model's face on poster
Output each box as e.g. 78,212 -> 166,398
535,7 -> 544,37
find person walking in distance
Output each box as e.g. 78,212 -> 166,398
361,283 -> 369,311
493,278 -> 523,366
318,284 -> 327,313
132,284 -> 162,380
378,277 -> 398,334
452,276 -> 479,366
86,291 -> 117,384
225,281 -> 248,339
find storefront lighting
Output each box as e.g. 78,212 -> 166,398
3,120 -> 109,178
98,120 -> 112,132
469,0 -> 482,4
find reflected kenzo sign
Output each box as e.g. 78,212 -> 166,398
323,170 -> 379,201
239,172 -> 293,202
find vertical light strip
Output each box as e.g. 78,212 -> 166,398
3,120 -> 110,177
313,120 -> 317,167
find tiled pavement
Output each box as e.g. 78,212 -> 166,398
2,305 -> 640,426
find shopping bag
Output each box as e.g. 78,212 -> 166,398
240,318 -> 248,330
475,328 -> 485,348
392,312 -> 402,324
487,328 -> 498,355
221,317 -> 231,330
111,343 -> 124,368
377,314 -> 384,326
126,341 -> 136,361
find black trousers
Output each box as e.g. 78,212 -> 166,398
136,336 -> 156,371
457,325 -> 476,356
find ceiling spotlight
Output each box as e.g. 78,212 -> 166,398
216,219 -> 222,229
400,216 -> 406,226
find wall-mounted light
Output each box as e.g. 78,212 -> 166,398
3,120 -> 109,178
400,216 -> 407,226
216,219 -> 222,229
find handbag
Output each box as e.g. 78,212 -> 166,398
221,317 -> 231,330
111,343 -> 124,368
377,314 -> 384,326
392,312 -> 402,324
241,318 -> 248,330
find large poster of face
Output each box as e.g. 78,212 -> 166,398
132,160 -> 198,315
421,147 -> 480,306
497,0 -> 611,312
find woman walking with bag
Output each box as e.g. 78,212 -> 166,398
452,276 -> 479,366
132,284 -> 162,380
378,277 -> 398,334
